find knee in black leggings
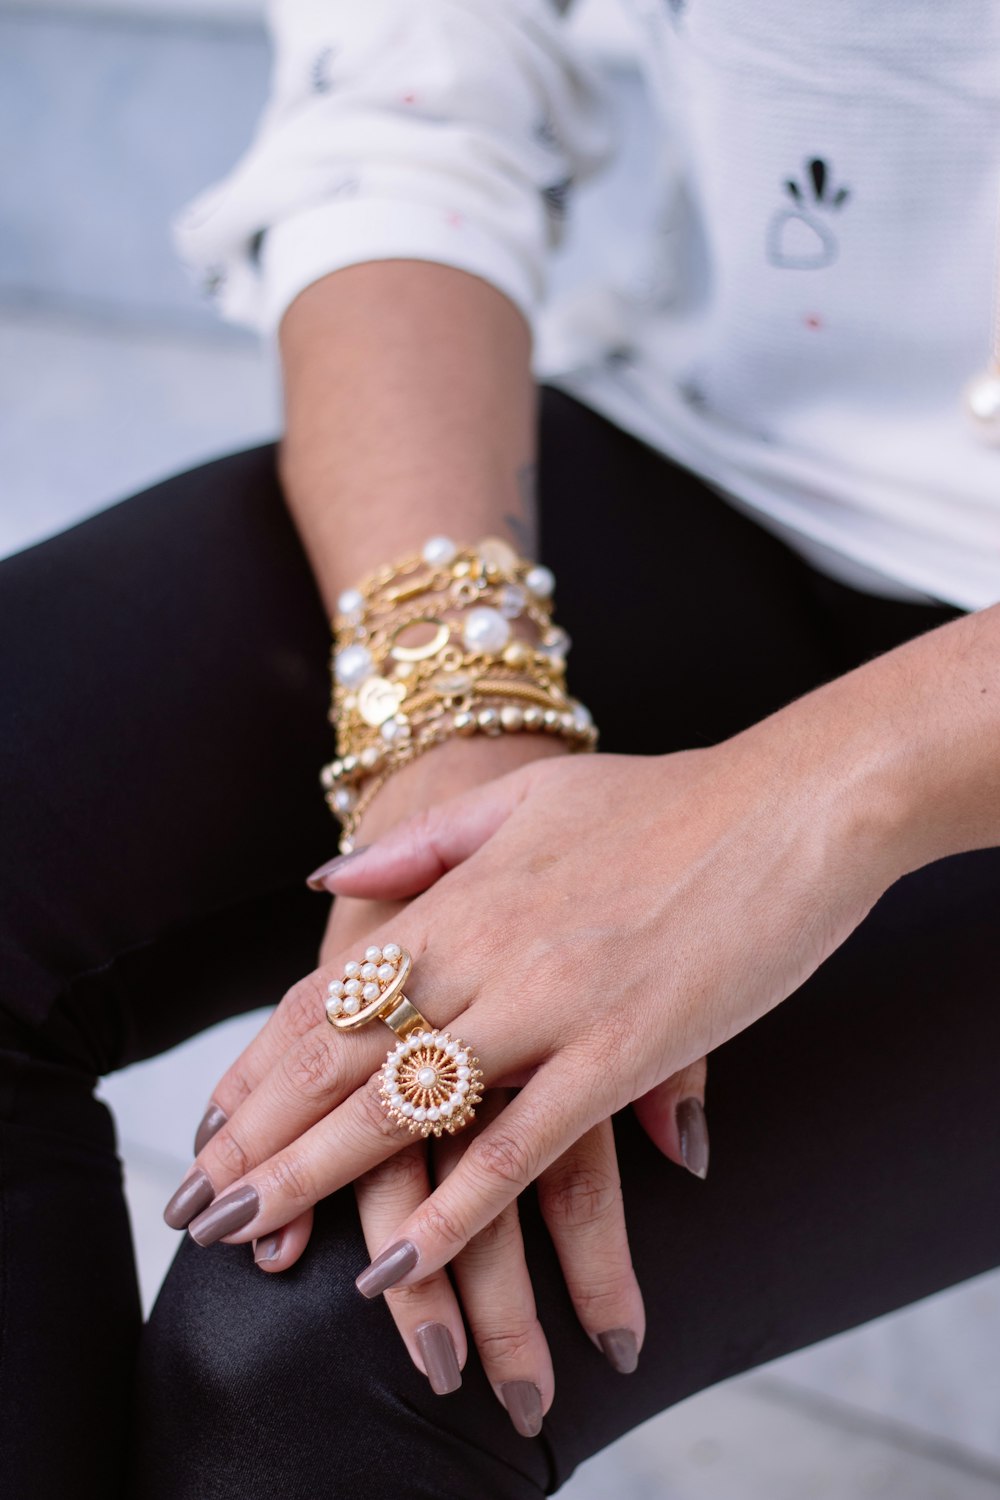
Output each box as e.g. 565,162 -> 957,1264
130,1194 -> 555,1500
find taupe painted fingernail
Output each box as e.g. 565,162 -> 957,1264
188,1184 -> 260,1246
193,1102 -> 227,1156
598,1327 -> 639,1374
254,1232 -> 283,1266
306,846 -> 371,890
355,1239 -> 418,1298
416,1322 -> 462,1395
677,1096 -> 710,1179
162,1168 -> 214,1230
501,1380 -> 543,1438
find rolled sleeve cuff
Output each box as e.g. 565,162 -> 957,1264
256,196 -> 543,334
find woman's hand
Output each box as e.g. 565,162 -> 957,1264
171,706 -> 900,1298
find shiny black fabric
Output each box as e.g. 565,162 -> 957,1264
1,387 -> 998,1499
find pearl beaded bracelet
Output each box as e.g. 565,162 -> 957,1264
321,535 -> 597,850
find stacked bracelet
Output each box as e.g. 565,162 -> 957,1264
321,535 -> 598,851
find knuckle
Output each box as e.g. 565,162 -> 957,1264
217,1062 -> 255,1111
464,1202 -> 521,1258
412,1198 -> 468,1254
474,1324 -> 538,1370
281,974 -> 328,1038
540,1162 -> 621,1230
208,1125 -> 253,1181
467,1128 -> 535,1193
283,1030 -> 344,1101
382,1277 -> 439,1316
360,1145 -> 425,1195
261,1150 -> 315,1208
355,1074 -> 407,1143
572,1272 -> 635,1327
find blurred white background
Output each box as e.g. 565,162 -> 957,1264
2,2 -> 999,1495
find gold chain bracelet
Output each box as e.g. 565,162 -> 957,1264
321,535 -> 597,851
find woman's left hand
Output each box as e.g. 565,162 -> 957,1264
181,720 -> 900,1292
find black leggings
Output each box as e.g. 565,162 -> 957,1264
2,388 -> 998,1499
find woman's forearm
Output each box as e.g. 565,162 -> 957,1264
278,261 -> 538,611
747,601 -> 1000,880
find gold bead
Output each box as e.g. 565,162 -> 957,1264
453,711 -> 477,736
543,709 -> 561,732
502,641 -> 530,668
477,708 -> 501,735
522,707 -> 544,731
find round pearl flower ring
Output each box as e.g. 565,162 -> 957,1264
324,943 -> 484,1137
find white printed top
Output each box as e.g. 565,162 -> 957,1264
175,0 -> 1000,608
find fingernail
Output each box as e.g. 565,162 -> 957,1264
676,1096 -> 710,1179
306,846 -> 371,890
500,1380 -> 543,1438
598,1327 -> 639,1374
355,1239 -> 419,1298
193,1102 -> 227,1156
254,1231 -> 283,1266
162,1167 -> 214,1230
188,1184 -> 260,1246
415,1322 -> 462,1395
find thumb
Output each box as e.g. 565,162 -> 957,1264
306,762 -> 533,899
631,1057 -> 710,1180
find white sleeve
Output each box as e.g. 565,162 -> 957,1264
173,0 -> 614,334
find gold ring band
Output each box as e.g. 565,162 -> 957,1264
324,944 -> 483,1138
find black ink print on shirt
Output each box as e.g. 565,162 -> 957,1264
766,158 -> 851,270
542,177 -> 573,221
311,46 -> 337,94
533,112 -> 561,152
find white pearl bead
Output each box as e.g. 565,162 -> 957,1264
413,1107 -> 427,1122
462,606 -> 511,654
344,961 -> 361,979
364,945 -> 382,963
325,996 -> 343,1017
441,1102 -> 453,1116
337,587 -> 365,620
401,1101 -> 415,1116
344,978 -> 361,996
445,1042 -> 458,1057
449,1092 -> 463,1108
328,979 -> 345,997
964,369 -> 1000,438
457,1080 -> 470,1094
541,626 -> 571,659
427,1107 -> 441,1121
343,996 -> 361,1014
524,564 -> 555,599
457,1066 -> 471,1079
332,786 -> 357,814
360,962 -> 378,981
416,1065 -> 438,1088
498,583 -> 527,619
455,1052 -> 468,1066
380,716 -> 411,744
362,982 -> 380,1002
572,701 -> 593,732
500,705 -> 524,732
422,535 -> 458,566
335,643 -> 374,687
377,963 -> 396,983
382,943 -> 401,962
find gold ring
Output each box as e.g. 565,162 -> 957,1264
324,944 -> 484,1138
